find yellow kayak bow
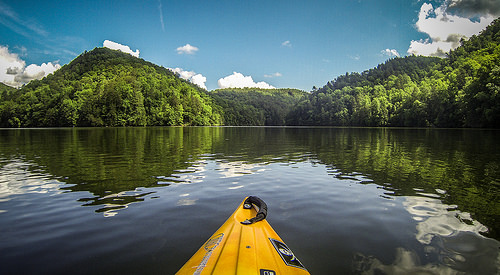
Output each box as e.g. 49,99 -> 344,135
176,196 -> 310,275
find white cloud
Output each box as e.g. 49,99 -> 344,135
103,40 -> 140,58
381,48 -> 400,57
170,67 -> 207,89
190,74 -> 207,89
0,45 -> 61,88
281,40 -> 292,47
348,54 -> 360,61
176,44 -> 199,55
416,3 -> 493,40
407,3 -> 495,57
264,72 -> 282,78
15,62 -> 61,84
447,0 -> 500,17
0,45 -> 25,86
408,39 -> 455,57
218,72 -> 275,89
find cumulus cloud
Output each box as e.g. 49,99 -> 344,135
0,45 -> 60,88
447,0 -> 500,17
264,72 -> 282,78
176,44 -> 199,55
15,62 -> 61,84
381,48 -> 400,57
170,67 -> 207,89
408,39 -> 455,57
407,3 -> 495,57
281,40 -> 292,47
218,72 -> 275,89
103,40 -> 140,57
0,45 -> 24,85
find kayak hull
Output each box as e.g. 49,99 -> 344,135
176,197 -> 310,275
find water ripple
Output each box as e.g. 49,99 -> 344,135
403,195 -> 488,245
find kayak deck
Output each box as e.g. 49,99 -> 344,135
176,196 -> 310,275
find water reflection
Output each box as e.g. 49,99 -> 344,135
176,196 -> 198,206
0,159 -> 66,205
354,247 -> 460,274
78,189 -> 155,217
157,159 -> 207,185
309,128 -> 500,239
404,194 -> 488,245
1,127 -> 500,274
215,161 -> 266,179
354,192 -> 500,274
355,234 -> 500,274
404,194 -> 499,274
0,127 -> 499,233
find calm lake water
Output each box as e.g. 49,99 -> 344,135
1,127 -> 499,274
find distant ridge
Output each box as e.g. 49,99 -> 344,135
210,88 -> 306,125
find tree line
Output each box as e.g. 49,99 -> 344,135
210,88 -> 305,125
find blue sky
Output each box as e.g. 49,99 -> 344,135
0,0 -> 498,90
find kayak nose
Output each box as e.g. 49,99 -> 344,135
176,196 -> 310,274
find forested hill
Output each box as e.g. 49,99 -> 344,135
0,82 -> 19,101
0,47 -> 222,127
287,18 -> 500,128
0,82 -> 16,94
318,55 -> 442,93
210,88 -> 305,125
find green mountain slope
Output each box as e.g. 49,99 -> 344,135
287,18 -> 500,128
209,88 -> 306,125
0,82 -> 17,95
0,47 -> 222,127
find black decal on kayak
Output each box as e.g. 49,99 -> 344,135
260,269 -> 277,275
269,238 -> 306,269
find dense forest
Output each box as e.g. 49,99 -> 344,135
1,18 -> 499,128
210,88 -> 305,125
287,18 -> 500,128
0,48 -> 222,127
0,82 -> 16,95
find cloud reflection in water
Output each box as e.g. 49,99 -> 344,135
354,192 -> 500,274
404,194 -> 488,244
